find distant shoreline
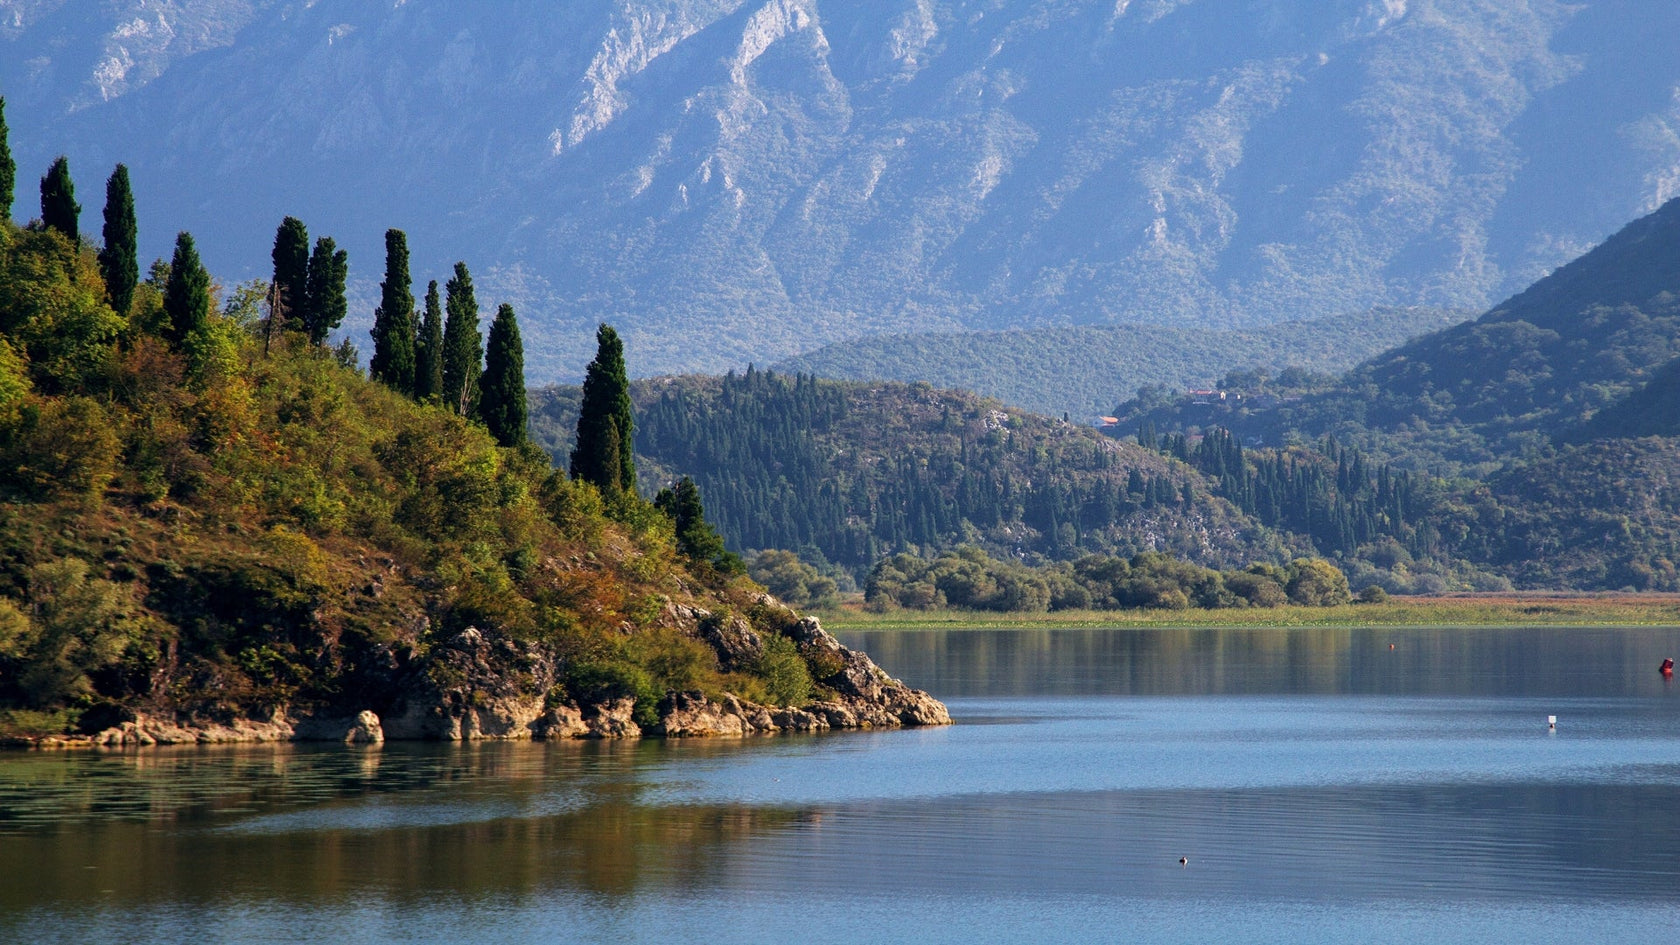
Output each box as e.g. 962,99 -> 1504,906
818,594 -> 1680,631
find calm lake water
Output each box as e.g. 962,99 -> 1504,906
5,625 -> 1680,944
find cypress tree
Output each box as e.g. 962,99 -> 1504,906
570,324 -> 635,494
478,303 -> 527,448
163,231 -> 211,346
654,476 -> 733,567
441,262 -> 482,415
270,216 -> 309,332
368,228 -> 416,394
413,280 -> 444,401
302,236 -> 348,346
39,156 -> 79,242
98,164 -> 138,315
0,97 -> 14,222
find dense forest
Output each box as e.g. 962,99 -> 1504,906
0,132 -> 945,740
529,370 -> 1295,577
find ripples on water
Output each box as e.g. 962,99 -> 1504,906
3,626 -> 1680,944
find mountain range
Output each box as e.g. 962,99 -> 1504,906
4,0 -> 1680,381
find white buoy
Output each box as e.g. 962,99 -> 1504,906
1547,715 -> 1557,730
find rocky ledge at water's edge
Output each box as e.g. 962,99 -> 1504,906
10,613 -> 950,749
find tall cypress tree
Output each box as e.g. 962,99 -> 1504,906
368,228 -> 416,394
39,156 -> 79,242
270,216 -> 309,332
98,164 -> 138,315
163,231 -> 211,346
414,280 -> 444,401
302,236 -> 348,346
570,324 -> 635,494
478,303 -> 527,448
441,261 -> 482,415
0,97 -> 14,222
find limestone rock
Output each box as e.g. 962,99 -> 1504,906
294,711 -> 386,744
459,695 -> 546,739
585,697 -> 641,738
657,691 -> 748,737
536,704 -> 591,739
698,612 -> 764,670
379,701 -> 458,740
349,710 -> 384,744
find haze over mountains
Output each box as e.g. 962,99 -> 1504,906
4,0 -> 1679,383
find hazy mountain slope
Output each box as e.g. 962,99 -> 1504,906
4,1 -> 1679,378
774,307 -> 1466,418
1119,196 -> 1680,471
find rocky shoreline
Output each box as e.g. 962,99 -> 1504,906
8,615 -> 950,750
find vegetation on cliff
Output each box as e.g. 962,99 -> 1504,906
0,169 -> 927,738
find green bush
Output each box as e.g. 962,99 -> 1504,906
0,561 -> 145,708
751,632 -> 814,707
1287,558 -> 1353,606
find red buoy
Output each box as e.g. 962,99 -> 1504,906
1662,658 -> 1674,678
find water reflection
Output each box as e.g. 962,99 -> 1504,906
4,625 -> 1680,945
0,740 -> 820,908
838,625 -> 1680,698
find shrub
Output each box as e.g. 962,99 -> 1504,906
751,632 -> 814,707
0,561 -> 144,708
1287,558 -> 1353,606
1357,584 -> 1390,603
3,395 -> 123,505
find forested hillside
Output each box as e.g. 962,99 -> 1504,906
6,1 -> 1680,377
1105,196 -> 1680,590
531,370 -> 1535,594
775,308 -> 1465,418
0,187 -> 943,738
530,371 -> 1292,574
1118,197 -> 1680,473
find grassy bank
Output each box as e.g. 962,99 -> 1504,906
814,594 -> 1680,631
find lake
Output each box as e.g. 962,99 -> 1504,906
4,625 -> 1680,944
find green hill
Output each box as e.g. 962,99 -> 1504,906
1118,197 -> 1680,472
531,371 -> 1293,574
0,220 -> 944,742
774,309 -> 1467,419
1581,357 -> 1680,439
1105,197 -> 1680,590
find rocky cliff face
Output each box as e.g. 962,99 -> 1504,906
5,1 -> 1679,378
18,610 -> 948,749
